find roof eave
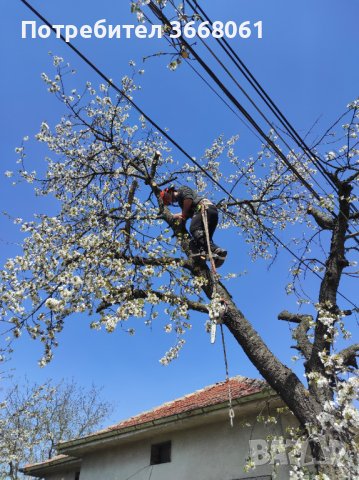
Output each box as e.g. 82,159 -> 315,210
20,456 -> 81,477
58,388 -> 278,456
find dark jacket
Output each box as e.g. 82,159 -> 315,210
176,186 -> 205,219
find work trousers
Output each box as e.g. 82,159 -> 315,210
189,205 -> 219,251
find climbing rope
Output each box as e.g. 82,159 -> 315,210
201,203 -> 217,275
201,202 -> 235,427
220,324 -> 235,427
201,203 -> 220,343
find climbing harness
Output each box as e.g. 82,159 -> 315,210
201,203 -> 235,427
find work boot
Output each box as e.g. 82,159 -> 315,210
212,246 -> 227,259
212,246 -> 227,268
210,241 -> 227,259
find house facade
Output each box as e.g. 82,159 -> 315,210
22,377 -> 299,480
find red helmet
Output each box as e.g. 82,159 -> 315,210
160,188 -> 173,206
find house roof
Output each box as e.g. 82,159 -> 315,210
58,375 -> 271,455
21,454 -> 81,476
107,375 -> 264,432
23,376 -> 269,475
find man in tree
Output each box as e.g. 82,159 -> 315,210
160,185 -> 227,266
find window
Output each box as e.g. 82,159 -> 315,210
150,441 -> 171,465
74,472 -> 80,480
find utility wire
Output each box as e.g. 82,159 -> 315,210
187,0 -> 359,237
19,0 -> 359,312
168,0 -> 328,199
18,0 -> 237,199
189,0 -> 338,189
141,10 -> 263,143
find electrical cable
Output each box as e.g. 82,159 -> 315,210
149,0 -> 359,253
187,0 -> 359,239
189,0 -> 339,188
141,10 -> 263,143
150,0 -> 359,246
168,0 -> 328,199
148,0 -> 323,204
18,0 -> 239,201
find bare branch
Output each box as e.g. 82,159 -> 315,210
337,343 -> 359,369
278,310 -> 313,324
278,310 -> 313,360
307,206 -> 334,230
345,231 -> 359,240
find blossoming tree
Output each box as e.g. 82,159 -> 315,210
0,56 -> 358,478
0,378 -> 112,480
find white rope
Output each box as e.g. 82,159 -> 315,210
201,203 -> 217,275
220,324 -> 235,427
201,203 -> 234,427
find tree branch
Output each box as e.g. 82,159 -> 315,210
345,231 -> 359,240
113,252 -> 194,272
278,310 -> 313,360
307,181 -> 352,403
96,288 -> 209,314
124,180 -> 138,249
307,206 -> 334,230
278,310 -> 313,324
337,343 -> 359,369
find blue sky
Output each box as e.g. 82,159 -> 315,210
1,0 -> 358,426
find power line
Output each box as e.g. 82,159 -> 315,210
168,0 -> 328,199
186,0 -> 359,239
189,0 -> 338,188
141,10 -> 263,143
18,0 -> 237,200
148,0 -> 325,205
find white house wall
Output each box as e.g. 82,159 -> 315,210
75,412 -> 295,480
43,472 -> 77,480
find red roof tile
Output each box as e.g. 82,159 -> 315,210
107,376 -> 264,432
